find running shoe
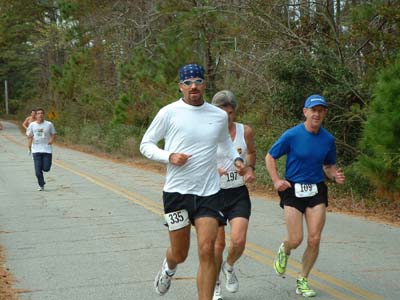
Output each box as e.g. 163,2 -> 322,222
296,277 -> 316,297
213,280 -> 223,300
37,186 -> 44,191
273,243 -> 288,276
221,261 -> 239,293
154,258 -> 174,295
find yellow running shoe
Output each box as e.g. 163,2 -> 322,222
273,243 -> 288,276
296,277 -> 316,297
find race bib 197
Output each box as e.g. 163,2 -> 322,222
294,183 -> 318,198
164,209 -> 190,231
220,171 -> 244,189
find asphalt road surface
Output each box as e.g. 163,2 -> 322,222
0,121 -> 399,300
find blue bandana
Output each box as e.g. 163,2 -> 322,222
179,64 -> 205,81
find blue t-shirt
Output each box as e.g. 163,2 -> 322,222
268,123 -> 336,184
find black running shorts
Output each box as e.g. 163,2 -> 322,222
278,181 -> 328,213
163,190 -> 226,227
221,185 -> 251,221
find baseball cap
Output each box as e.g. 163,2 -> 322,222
304,94 -> 328,108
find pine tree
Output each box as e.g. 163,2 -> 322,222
357,56 -> 400,201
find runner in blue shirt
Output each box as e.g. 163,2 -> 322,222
265,94 -> 345,297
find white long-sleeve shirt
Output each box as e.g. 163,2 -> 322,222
140,98 -> 240,196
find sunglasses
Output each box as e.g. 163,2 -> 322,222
180,79 -> 204,86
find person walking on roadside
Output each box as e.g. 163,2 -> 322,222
27,108 -> 57,191
22,109 -> 36,131
211,90 -> 256,300
140,64 -> 245,300
265,94 -> 345,297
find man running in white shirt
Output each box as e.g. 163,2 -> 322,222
140,64 -> 245,300
27,108 -> 56,191
211,90 -> 256,300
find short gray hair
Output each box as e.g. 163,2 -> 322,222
211,90 -> 238,111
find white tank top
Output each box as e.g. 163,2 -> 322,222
217,123 -> 247,189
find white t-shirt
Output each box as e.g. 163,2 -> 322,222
27,120 -> 57,153
140,98 -> 240,196
217,123 -> 247,189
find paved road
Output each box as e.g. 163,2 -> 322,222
0,121 -> 399,300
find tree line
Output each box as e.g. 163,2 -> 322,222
0,0 -> 399,203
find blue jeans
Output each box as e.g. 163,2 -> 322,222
32,153 -> 52,187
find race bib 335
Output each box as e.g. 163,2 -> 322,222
164,209 -> 190,231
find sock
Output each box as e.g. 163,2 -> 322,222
164,259 -> 176,276
224,261 -> 233,272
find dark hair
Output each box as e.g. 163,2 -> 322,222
36,108 -> 45,113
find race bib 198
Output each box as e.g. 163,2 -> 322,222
164,209 -> 190,231
294,183 -> 318,198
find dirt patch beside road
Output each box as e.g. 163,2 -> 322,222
0,247 -> 19,300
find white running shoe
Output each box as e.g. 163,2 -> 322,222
222,261 -> 239,293
37,186 -> 44,191
213,280 -> 223,300
154,258 -> 174,295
